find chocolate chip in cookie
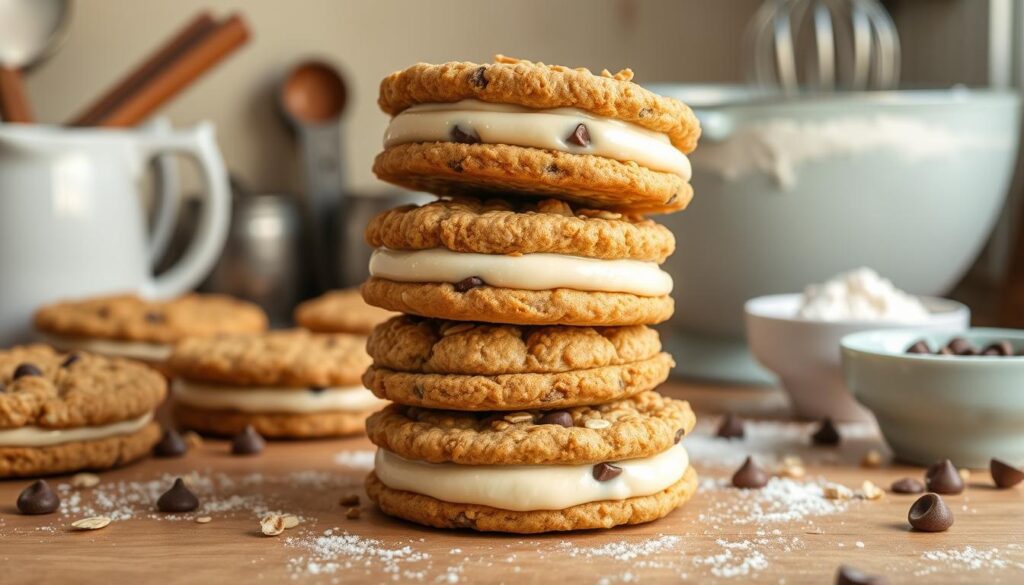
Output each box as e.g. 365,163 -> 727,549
538,411 -> 573,427
592,462 -> 622,481
566,123 -> 591,147
450,125 -> 480,144
13,363 -> 42,380
454,276 -> 485,292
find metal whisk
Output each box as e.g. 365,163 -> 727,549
745,0 -> 900,93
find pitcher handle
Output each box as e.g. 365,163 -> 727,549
142,117 -> 181,264
135,122 -> 231,299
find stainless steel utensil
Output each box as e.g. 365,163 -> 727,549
202,191 -> 307,326
334,190 -> 432,288
279,60 -> 348,292
0,0 -> 71,122
745,0 -> 899,93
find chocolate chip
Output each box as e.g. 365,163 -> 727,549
836,565 -> 888,585
231,425 -> 265,456
412,384 -> 425,399
60,354 -> 81,368
450,125 -> 480,144
674,428 -> 685,443
982,341 -> 1014,357
447,160 -> 464,173
945,337 -> 977,356
593,462 -> 623,481
716,414 -> 744,439
17,480 -> 60,515
991,458 -> 1024,488
469,66 -> 488,89
566,123 -> 591,147
908,493 -> 953,532
545,163 -> 561,174
12,363 -> 42,380
538,411 -> 573,427
309,386 -> 326,394
905,340 -> 931,354
454,276 -> 485,292
144,311 -> 165,323
925,459 -> 964,494
731,456 -> 769,489
157,478 -> 200,513
890,477 -> 925,494
153,428 -> 188,458
811,418 -> 841,446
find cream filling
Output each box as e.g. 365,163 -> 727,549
369,248 -> 673,297
0,412 -> 153,447
173,381 -> 387,414
40,334 -> 172,362
384,99 -> 692,180
374,443 -> 689,511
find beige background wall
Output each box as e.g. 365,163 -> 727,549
25,0 -> 762,194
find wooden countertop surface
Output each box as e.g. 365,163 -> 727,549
2,381 -> 1022,584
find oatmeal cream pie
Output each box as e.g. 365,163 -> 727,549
295,288 -> 399,335
0,345 -> 165,477
364,316 -> 673,411
374,56 -> 700,213
33,293 -> 268,366
362,197 -> 675,326
365,391 -> 697,533
168,330 -> 387,438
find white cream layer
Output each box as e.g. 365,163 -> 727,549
173,381 -> 386,414
0,412 -> 153,447
374,443 -> 689,511
369,248 -> 673,297
41,334 -> 172,362
384,99 -> 692,180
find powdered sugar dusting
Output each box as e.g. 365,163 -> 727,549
916,545 -> 1024,575
333,450 -> 376,471
557,535 -> 680,562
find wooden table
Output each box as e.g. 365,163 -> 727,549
2,381 -> 1022,584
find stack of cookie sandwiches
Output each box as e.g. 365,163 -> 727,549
359,57 -> 701,533
167,330 -> 386,439
0,345 -> 165,477
34,294 -> 268,372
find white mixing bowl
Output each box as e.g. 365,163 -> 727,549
647,85 -> 1020,382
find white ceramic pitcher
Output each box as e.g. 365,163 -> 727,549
0,122 -> 231,346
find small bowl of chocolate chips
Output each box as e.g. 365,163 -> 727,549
841,328 -> 1024,467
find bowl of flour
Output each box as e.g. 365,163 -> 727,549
745,268 -> 969,421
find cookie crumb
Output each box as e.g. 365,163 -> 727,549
860,449 -> 883,468
346,507 -> 361,520
339,494 -> 361,507
71,472 -> 100,489
860,480 -> 884,501
823,483 -> 854,500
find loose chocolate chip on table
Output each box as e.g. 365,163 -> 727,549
157,478 -> 200,513
674,428 -> 686,443
565,123 -> 591,147
450,125 -> 480,144
905,340 -> 932,354
890,477 -> 925,494
12,363 -> 42,380
453,276 -> 485,293
991,458 -> 1024,489
732,456 -> 769,489
945,337 -> 977,356
982,341 -> 1014,357
231,425 -> 266,456
592,462 -> 623,482
153,428 -> 188,458
537,411 -> 573,427
17,480 -> 60,515
716,413 -> 745,439
925,459 -> 964,495
836,565 -> 888,585
811,418 -> 841,446
908,493 -> 953,532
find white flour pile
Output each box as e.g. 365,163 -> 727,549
796,267 -> 930,322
